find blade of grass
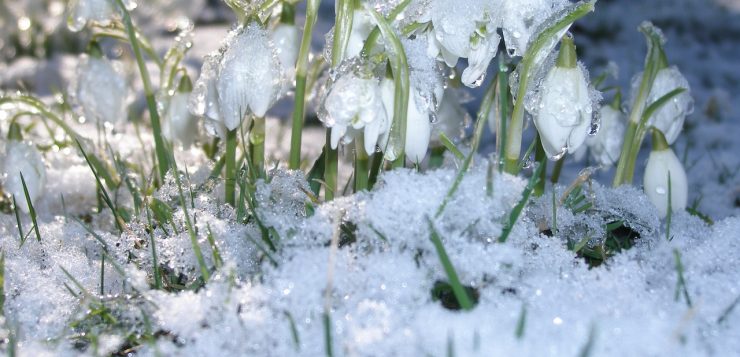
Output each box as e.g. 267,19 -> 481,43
76,140 -> 124,233
673,248 -> 692,307
499,163 -> 544,243
427,217 -> 474,311
19,173 -> 41,243
439,133 -> 465,161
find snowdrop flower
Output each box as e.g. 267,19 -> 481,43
2,139 -> 46,213
190,53 -> 227,140
427,0 -> 500,87
643,129 -> 688,218
532,36 -> 593,159
163,76 -> 199,148
500,0 -> 567,57
584,102 -> 626,167
380,79 -> 431,163
216,22 -> 285,131
644,66 -> 693,144
270,22 -> 301,79
346,9 -> 375,59
67,0 -> 121,32
73,50 -> 129,124
321,72 -> 388,155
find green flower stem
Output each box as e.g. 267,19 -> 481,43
249,116 -> 266,176
534,135 -> 547,196
289,0 -> 320,170
550,156 -> 565,184
354,138 -> 370,192
225,129 -> 237,206
497,56 -> 510,173
504,1 -> 595,174
367,8 -> 410,168
114,0 -> 169,181
324,132 -> 339,201
613,23 -> 667,186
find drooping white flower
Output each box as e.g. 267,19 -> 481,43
216,22 -> 285,131
345,9 -> 376,59
499,0 -> 568,57
73,54 -> 129,124
321,73 -> 388,155
585,104 -> 625,167
532,37 -> 593,159
270,22 -> 301,79
2,141 -> 46,213
643,130 -> 688,218
426,0 -> 500,88
380,79 -> 431,163
644,66 -> 693,144
67,0 -> 129,32
163,78 -> 199,148
189,53 -> 227,140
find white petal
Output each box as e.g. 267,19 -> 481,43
165,93 -> 199,148
75,56 -> 128,124
643,148 -> 688,218
331,125 -> 347,149
647,66 -> 693,144
404,95 -> 431,163
271,23 -> 301,72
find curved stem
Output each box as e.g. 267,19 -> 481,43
504,1 -> 596,174
114,0 -> 169,181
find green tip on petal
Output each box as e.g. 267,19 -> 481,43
651,128 -> 670,151
556,35 -> 577,69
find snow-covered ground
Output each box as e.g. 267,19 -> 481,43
0,0 -> 738,356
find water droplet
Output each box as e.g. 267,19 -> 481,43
550,147 -> 567,161
429,112 -> 439,124
655,186 -> 666,195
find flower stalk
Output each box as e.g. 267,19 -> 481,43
289,0 -> 320,170
225,129 -> 237,206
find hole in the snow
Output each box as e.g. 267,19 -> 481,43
574,220 -> 641,268
431,280 -> 480,311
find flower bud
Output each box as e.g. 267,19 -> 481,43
585,103 -> 625,167
645,66 -> 693,144
72,54 -> 129,124
532,36 -> 593,159
380,79 -> 431,163
163,76 -> 199,148
643,129 -> 688,218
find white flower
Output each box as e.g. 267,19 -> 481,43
2,141 -> 46,213
73,54 -> 129,124
345,9 -> 376,59
321,73 -> 388,155
427,0 -> 500,88
270,23 -> 301,79
645,66 -> 693,144
217,23 -> 285,131
533,63 -> 593,159
585,104 -> 625,167
190,53 -> 227,140
500,0 -> 567,57
380,79 -> 431,163
643,132 -> 688,218
164,92 -> 199,148
67,0 -> 129,32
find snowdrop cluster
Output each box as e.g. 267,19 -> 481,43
190,22 -> 297,134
